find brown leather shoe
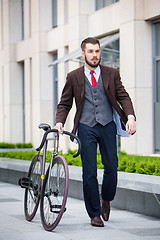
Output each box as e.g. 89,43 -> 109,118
101,200 -> 110,221
91,216 -> 104,227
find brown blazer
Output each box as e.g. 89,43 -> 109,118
56,65 -> 135,136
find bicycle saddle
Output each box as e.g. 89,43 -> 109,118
38,123 -> 51,131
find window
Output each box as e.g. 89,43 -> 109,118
64,46 -> 69,73
153,21 -> 160,152
0,0 -> 3,49
21,61 -> 25,142
53,51 -> 58,122
21,0 -> 24,40
64,0 -> 68,24
52,0 -> 57,28
100,37 -> 119,70
0,66 -> 4,138
95,0 -> 119,11
29,0 -> 31,37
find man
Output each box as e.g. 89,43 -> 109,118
54,37 -> 136,227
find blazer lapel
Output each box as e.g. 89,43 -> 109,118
76,66 -> 85,99
100,65 -> 110,91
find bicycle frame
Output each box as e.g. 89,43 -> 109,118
40,132 -> 60,192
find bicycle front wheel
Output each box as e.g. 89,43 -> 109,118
24,154 -> 42,221
40,155 -> 69,231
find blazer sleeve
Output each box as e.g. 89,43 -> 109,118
114,70 -> 136,118
55,74 -> 74,125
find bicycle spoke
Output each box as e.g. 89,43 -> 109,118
24,154 -> 42,221
40,156 -> 69,231
28,188 -> 37,204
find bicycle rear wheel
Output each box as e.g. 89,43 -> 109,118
24,154 -> 42,221
40,155 -> 69,231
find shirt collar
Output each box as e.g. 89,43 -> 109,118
84,65 -> 101,77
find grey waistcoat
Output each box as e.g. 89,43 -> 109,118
79,74 -> 113,127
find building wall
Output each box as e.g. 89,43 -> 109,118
120,0 -> 153,154
0,0 -> 160,154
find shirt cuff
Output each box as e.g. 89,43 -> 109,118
56,122 -> 63,126
128,115 -> 135,120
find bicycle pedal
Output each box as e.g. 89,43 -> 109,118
18,177 -> 33,189
51,205 -> 67,214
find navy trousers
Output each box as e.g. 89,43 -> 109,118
78,121 -> 118,218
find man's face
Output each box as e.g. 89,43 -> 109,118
81,43 -> 101,69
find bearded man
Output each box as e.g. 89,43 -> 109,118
54,37 -> 136,227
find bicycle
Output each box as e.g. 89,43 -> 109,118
19,123 -> 81,231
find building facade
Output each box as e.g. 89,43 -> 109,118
0,0 -> 160,155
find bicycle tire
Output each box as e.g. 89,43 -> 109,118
40,155 -> 69,231
24,154 -> 42,221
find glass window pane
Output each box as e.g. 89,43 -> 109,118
153,22 -> 160,152
95,0 -> 103,10
101,38 -> 120,69
52,0 -> 57,28
21,61 -> 25,142
155,22 -> 160,56
104,0 -> 114,7
53,52 -> 58,120
64,0 -> 68,24
154,102 -> 160,151
96,0 -> 119,10
156,60 -> 160,102
21,0 -> 24,40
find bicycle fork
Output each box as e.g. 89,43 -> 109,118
46,134 -> 63,213
41,140 -> 48,187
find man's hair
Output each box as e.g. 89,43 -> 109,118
81,37 -> 100,51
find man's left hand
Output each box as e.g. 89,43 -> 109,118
126,117 -> 136,135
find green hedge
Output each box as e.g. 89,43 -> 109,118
0,142 -> 33,149
0,151 -> 36,160
117,151 -> 160,176
0,150 -> 160,176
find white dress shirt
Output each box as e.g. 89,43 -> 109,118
84,65 -> 101,85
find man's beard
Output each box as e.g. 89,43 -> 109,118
85,56 -> 101,68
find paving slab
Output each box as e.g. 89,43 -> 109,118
0,182 -> 160,240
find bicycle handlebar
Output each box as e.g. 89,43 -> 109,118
36,129 -> 81,158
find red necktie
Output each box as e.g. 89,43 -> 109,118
90,70 -> 97,88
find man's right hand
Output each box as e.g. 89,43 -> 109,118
54,123 -> 63,133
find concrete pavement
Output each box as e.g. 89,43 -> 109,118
0,182 -> 160,240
